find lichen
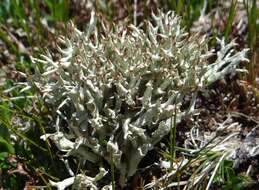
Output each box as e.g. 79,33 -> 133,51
28,11 -> 248,187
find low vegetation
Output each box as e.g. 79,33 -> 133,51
0,0 -> 258,189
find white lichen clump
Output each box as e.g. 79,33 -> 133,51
30,11 -> 248,188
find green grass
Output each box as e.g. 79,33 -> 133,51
0,0 -> 70,66
159,139 -> 250,189
224,0 -> 237,41
44,0 -> 70,22
243,0 -> 258,86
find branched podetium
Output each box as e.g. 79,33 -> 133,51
23,11 -> 248,189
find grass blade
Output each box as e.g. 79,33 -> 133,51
224,0 -> 237,41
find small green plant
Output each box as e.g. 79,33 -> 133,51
216,160 -> 250,190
